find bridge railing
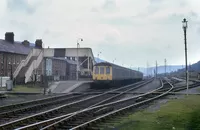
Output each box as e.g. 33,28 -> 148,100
25,49 -> 44,83
13,49 -> 42,79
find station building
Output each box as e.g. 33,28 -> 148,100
0,32 -> 35,77
0,32 -> 96,85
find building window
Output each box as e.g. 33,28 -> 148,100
100,67 -> 104,74
0,54 -> 3,64
95,67 -> 99,74
8,57 -> 11,65
106,67 -> 110,74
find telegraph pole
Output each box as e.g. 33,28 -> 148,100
164,59 -> 167,77
182,18 -> 189,96
146,62 -> 149,77
189,62 -> 191,79
76,38 -> 83,81
156,61 -> 158,78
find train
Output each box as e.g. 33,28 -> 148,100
91,62 -> 143,88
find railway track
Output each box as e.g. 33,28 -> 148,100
172,82 -> 200,92
0,93 -> 73,113
0,93 -> 92,124
13,79 -> 162,130
0,79 -> 153,129
157,78 -> 200,93
38,79 -> 172,130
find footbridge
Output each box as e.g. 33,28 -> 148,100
13,48 -> 96,83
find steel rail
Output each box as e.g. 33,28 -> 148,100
69,80 -> 173,130
20,79 -> 162,130
88,78 -> 153,107
0,93 -> 73,113
0,80 -> 147,113
0,94 -> 91,123
14,79 -> 156,130
0,80 -> 150,129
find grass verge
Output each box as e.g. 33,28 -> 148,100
12,85 -> 43,93
101,95 -> 200,130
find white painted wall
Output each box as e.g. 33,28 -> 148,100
43,48 -> 95,64
0,77 -> 10,87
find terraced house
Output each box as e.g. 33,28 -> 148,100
0,32 -> 78,84
0,32 -> 36,77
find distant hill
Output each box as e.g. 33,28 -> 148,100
189,61 -> 200,72
94,57 -> 184,75
132,65 -> 183,76
144,60 -> 200,76
176,61 -> 200,72
94,57 -> 200,75
94,57 -> 106,63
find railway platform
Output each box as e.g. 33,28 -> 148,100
48,80 -> 93,93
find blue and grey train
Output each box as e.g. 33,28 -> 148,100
92,62 -> 143,88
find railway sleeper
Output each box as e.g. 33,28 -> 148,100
35,115 -> 47,121
58,125 -> 76,129
0,94 -> 78,114
93,107 -> 114,117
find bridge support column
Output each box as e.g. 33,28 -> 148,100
88,56 -> 90,74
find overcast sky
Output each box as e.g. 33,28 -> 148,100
0,0 -> 200,67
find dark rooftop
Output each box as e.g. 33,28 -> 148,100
49,57 -> 77,65
0,39 -> 35,55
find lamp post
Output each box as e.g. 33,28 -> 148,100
182,18 -> 188,96
76,38 -> 83,81
8,62 -> 13,80
97,52 -> 102,63
113,58 -> 116,63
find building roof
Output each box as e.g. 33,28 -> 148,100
95,62 -> 143,74
0,39 -> 34,55
49,57 -> 77,65
44,48 -> 96,64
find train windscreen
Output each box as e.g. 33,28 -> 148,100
106,67 -> 110,74
100,67 -> 104,74
95,67 -> 99,74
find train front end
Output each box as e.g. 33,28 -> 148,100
93,63 -> 112,83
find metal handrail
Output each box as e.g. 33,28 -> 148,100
25,49 -> 43,83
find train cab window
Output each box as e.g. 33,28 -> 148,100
95,67 -> 99,74
106,67 -> 110,74
100,67 -> 104,74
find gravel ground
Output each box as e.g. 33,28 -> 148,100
134,79 -> 161,93
121,79 -> 161,100
179,85 -> 200,94
1,80 -> 198,108
146,81 -> 200,112
72,83 -> 91,92
0,94 -> 55,106
146,98 -> 171,112
174,81 -> 194,87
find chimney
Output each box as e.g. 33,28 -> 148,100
22,40 -> 30,47
35,39 -> 43,48
5,32 -> 14,43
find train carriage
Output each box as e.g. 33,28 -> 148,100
92,62 -> 143,88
